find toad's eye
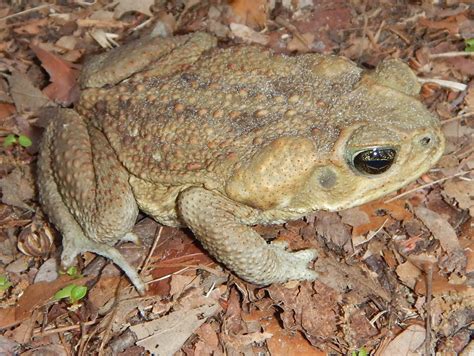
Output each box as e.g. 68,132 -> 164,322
352,147 -> 397,175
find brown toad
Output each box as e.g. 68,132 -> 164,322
37,32 -> 445,294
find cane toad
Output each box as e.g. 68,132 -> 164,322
37,32 -> 445,294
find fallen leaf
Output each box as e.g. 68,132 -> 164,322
195,322 -> 219,349
0,335 -> 19,355
89,29 -> 120,49
414,207 -> 461,253
380,324 -> 426,356
314,211 -> 352,250
287,33 -> 315,53
34,258 -> 59,283
0,168 -> 35,210
229,0 -> 268,29
0,276 -> 92,329
30,44 -> 80,105
0,102 -> 15,120
20,344 -> 68,356
443,179 -> 474,217
418,17 -> 459,35
229,23 -> 269,45
169,274 -> 200,299
150,227 -> 214,296
262,313 -> 325,355
13,18 -> 47,36
130,295 -> 221,354
396,261 -> 422,289
55,35 -> 79,50
114,0 -> 154,18
7,70 -> 50,113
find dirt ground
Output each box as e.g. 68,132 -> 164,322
0,0 -> 473,355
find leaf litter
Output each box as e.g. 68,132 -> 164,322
0,0 -> 472,354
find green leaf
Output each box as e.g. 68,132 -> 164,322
54,284 -> 76,300
0,275 -> 12,291
70,285 -> 88,303
3,134 -> 17,148
465,38 -> 474,52
54,284 -> 88,303
66,266 -> 81,278
358,347 -> 368,356
18,134 -> 32,148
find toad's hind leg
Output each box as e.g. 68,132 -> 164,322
37,109 -> 144,294
178,188 -> 318,285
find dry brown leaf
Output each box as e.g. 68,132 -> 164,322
348,199 -> 412,237
268,282 -> 339,341
396,261 -> 422,289
443,179 -> 474,217
380,324 -> 426,356
464,86 -> 474,111
55,35 -> 78,51
7,70 -> 50,113
0,275 -> 92,329
0,103 -> 15,119
195,322 -> 219,349
131,295 -> 221,354
229,0 -> 267,29
287,33 -> 315,53
418,17 -> 459,35
169,274 -> 200,299
0,168 -> 35,210
0,335 -> 19,355
13,18 -> 48,36
229,23 -> 269,45
114,0 -> 154,18
315,211 -> 352,249
265,316 -> 324,355
339,207 -> 370,228
30,44 -> 79,106
414,207 -> 461,253
20,344 -> 68,356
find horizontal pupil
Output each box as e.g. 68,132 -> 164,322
353,148 -> 396,175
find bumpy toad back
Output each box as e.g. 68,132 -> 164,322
38,32 -> 445,294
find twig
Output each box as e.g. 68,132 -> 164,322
0,4 -> 52,21
140,226 -> 163,277
369,310 -> 388,327
274,16 -> 310,51
34,320 -> 97,337
353,218 -> 389,248
441,112 -> 474,125
388,27 -> 411,44
425,264 -> 433,356
417,77 -> 467,92
384,171 -> 471,203
430,51 -> 474,59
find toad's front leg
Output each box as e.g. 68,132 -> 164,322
178,187 -> 318,285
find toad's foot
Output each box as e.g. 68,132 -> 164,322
268,241 -> 318,282
61,235 -> 147,296
178,188 -> 318,285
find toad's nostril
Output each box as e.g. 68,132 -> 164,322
420,136 -> 431,145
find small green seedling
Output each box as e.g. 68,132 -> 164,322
58,266 -> 82,279
351,348 -> 368,356
3,134 -> 32,148
0,275 -> 12,291
465,38 -> 474,52
65,266 -> 81,278
54,284 -> 88,304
